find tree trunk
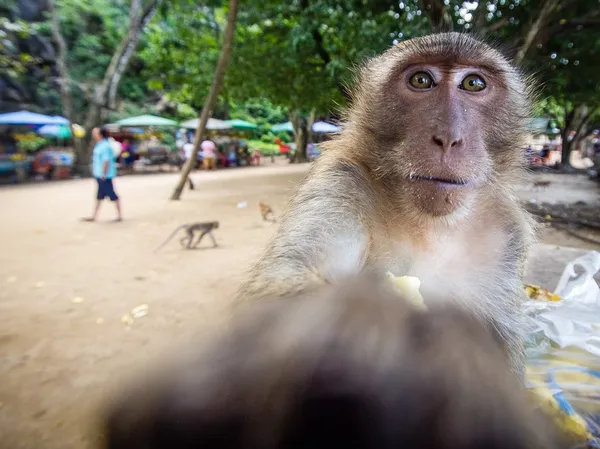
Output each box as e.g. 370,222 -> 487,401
289,111 -> 315,164
170,0 -> 240,201
561,131 -> 573,168
294,121 -> 309,163
49,0 -> 158,175
418,0 -> 453,32
560,105 -> 598,168
49,0 -> 74,124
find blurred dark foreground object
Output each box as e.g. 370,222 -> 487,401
103,278 -> 565,449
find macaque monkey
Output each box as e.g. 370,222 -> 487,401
154,221 -> 219,252
259,201 -> 276,222
532,180 -> 551,191
237,33 -> 536,376
104,279 -> 562,449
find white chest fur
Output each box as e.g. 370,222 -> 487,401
373,224 -> 510,308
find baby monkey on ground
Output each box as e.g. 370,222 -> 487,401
259,201 -> 276,222
154,221 -> 219,252
104,278 -> 564,449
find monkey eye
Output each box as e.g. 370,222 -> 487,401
409,71 -> 434,89
460,74 -> 486,92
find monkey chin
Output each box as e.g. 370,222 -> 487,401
404,178 -> 476,218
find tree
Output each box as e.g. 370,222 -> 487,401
227,0 -> 404,162
141,2 -> 222,113
48,0 -> 160,174
170,0 -> 240,201
534,31 -> 600,167
0,1 -> 46,112
405,1 -> 599,64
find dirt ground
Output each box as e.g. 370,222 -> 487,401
0,162 -> 598,449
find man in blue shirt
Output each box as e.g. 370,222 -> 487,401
82,127 -> 122,222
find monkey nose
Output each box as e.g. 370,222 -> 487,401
432,134 -> 463,152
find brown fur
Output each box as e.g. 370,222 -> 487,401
237,33 -> 536,376
104,279 -> 561,449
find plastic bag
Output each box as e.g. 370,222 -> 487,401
524,251 -> 600,448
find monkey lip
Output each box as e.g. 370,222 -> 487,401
411,175 -> 469,186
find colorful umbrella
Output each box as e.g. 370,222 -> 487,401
0,110 -> 69,125
116,114 -> 178,127
226,119 -> 258,130
38,124 -> 72,138
312,121 -> 340,133
271,121 -> 294,132
180,118 -> 232,130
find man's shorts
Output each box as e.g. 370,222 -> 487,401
96,178 -> 119,201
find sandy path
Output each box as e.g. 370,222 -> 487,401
0,162 -> 307,449
0,163 -> 597,449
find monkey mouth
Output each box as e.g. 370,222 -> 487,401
411,175 -> 469,186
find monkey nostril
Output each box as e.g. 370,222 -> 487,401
450,138 -> 463,148
432,136 -> 444,147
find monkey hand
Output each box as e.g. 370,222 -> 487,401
103,279 -> 562,449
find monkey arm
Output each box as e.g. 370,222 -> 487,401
238,154 -> 376,302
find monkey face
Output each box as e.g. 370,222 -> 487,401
349,33 -> 533,218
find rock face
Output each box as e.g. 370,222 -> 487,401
0,0 -> 57,113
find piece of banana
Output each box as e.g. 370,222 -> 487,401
385,272 -> 426,310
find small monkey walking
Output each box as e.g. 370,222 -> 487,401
258,201 -> 276,222
237,33 -> 537,377
154,221 -> 219,252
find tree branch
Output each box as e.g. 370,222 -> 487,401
472,0 -> 489,32
84,0 -> 159,131
106,0 -> 159,109
485,17 -> 509,33
312,29 -> 330,65
540,17 -> 600,42
170,0 -> 240,200
514,0 -> 558,64
564,103 -> 575,133
48,0 -> 74,123
418,0 -> 453,32
573,106 -> 598,142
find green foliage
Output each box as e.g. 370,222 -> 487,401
141,3 -> 221,109
16,135 -> 50,152
161,133 -> 177,151
247,139 -> 280,155
3,0 -> 598,158
227,1 -> 404,114
0,17 -> 41,78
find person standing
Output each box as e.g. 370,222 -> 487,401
183,138 -> 195,166
82,127 -> 122,222
201,139 -> 217,170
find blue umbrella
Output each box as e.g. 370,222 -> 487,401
271,121 -> 341,133
312,121 -> 340,133
49,115 -> 70,125
271,121 -> 294,132
38,124 -> 72,138
0,110 -> 69,125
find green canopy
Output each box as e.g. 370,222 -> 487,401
271,121 -> 294,132
226,119 -> 258,130
116,114 -> 178,127
181,118 -> 231,130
